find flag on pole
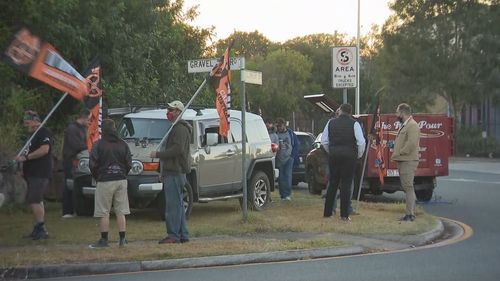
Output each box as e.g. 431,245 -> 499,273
2,27 -> 88,101
208,42 -> 233,137
82,59 -> 103,152
370,96 -> 386,185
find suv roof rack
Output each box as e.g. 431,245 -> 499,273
106,104 -> 167,117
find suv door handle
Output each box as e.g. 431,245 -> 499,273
226,150 -> 235,156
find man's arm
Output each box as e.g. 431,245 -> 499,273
320,120 -> 330,152
354,122 -> 366,159
89,141 -> 100,180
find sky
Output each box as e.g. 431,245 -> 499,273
183,0 -> 393,43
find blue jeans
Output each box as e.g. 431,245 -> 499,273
278,158 -> 293,198
163,175 -> 189,241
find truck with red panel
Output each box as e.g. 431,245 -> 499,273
358,113 -> 454,201
305,112 -> 454,202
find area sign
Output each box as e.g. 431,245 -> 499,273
332,46 -> 357,88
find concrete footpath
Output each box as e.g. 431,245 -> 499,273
1,218 -> 459,280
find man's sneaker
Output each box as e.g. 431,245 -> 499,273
32,229 -> 49,240
89,238 -> 109,249
119,238 -> 128,247
62,214 -> 75,219
281,196 -> 292,201
180,238 -> 189,243
340,216 -> 352,222
399,215 -> 415,222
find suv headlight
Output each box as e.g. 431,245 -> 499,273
77,158 -> 90,174
129,160 -> 144,175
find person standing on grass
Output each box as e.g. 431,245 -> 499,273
89,119 -> 132,248
275,118 -> 298,201
61,109 -> 91,218
322,104 -> 365,221
15,110 -> 53,240
391,103 -> 420,222
150,100 -> 192,244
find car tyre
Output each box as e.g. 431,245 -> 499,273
306,167 -> 322,195
157,181 -> 194,221
241,171 -> 270,211
416,189 -> 433,202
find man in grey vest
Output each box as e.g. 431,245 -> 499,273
322,104 -> 365,221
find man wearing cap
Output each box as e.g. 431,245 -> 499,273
150,100 -> 192,244
89,119 -> 132,248
15,110 -> 53,240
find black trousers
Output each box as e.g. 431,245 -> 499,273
323,152 -> 356,218
62,159 -> 74,215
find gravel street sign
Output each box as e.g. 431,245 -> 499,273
187,57 -> 245,73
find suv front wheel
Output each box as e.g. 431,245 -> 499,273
240,170 -> 270,211
157,181 -> 194,220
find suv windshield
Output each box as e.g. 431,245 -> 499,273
119,118 -> 171,140
297,134 -> 314,154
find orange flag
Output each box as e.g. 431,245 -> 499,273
208,42 -> 233,137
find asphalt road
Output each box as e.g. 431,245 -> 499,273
38,159 -> 500,281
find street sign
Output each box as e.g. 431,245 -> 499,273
241,70 -> 262,85
187,57 -> 245,73
332,46 -> 357,88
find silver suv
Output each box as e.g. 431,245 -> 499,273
72,108 -> 278,218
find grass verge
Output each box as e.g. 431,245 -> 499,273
0,190 -> 437,267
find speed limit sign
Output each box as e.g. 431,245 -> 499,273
332,46 -> 357,88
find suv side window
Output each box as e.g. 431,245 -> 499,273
230,119 -> 242,143
199,119 -> 232,146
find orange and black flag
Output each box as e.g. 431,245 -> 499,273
208,41 -> 233,137
82,58 -> 103,152
370,95 -> 386,185
2,27 -> 88,101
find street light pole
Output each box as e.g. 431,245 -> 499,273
355,0 -> 361,115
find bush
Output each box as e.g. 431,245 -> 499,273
456,127 -> 500,157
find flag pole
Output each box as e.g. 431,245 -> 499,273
155,79 -> 207,151
16,93 -> 69,158
355,140 -> 369,208
355,86 -> 385,209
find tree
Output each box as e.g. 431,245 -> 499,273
0,0 -> 211,150
378,0 -> 500,123
246,49 -> 313,120
214,31 -> 276,59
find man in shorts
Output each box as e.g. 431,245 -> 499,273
89,119 -> 132,248
15,110 -> 53,240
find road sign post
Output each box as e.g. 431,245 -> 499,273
240,68 -> 262,221
187,57 -> 263,222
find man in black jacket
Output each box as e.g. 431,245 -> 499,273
61,109 -> 90,218
150,100 -> 192,244
89,119 -> 132,248
15,110 -> 53,240
322,104 -> 365,221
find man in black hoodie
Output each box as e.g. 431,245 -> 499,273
89,119 -> 132,248
61,109 -> 90,218
150,100 -> 192,244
